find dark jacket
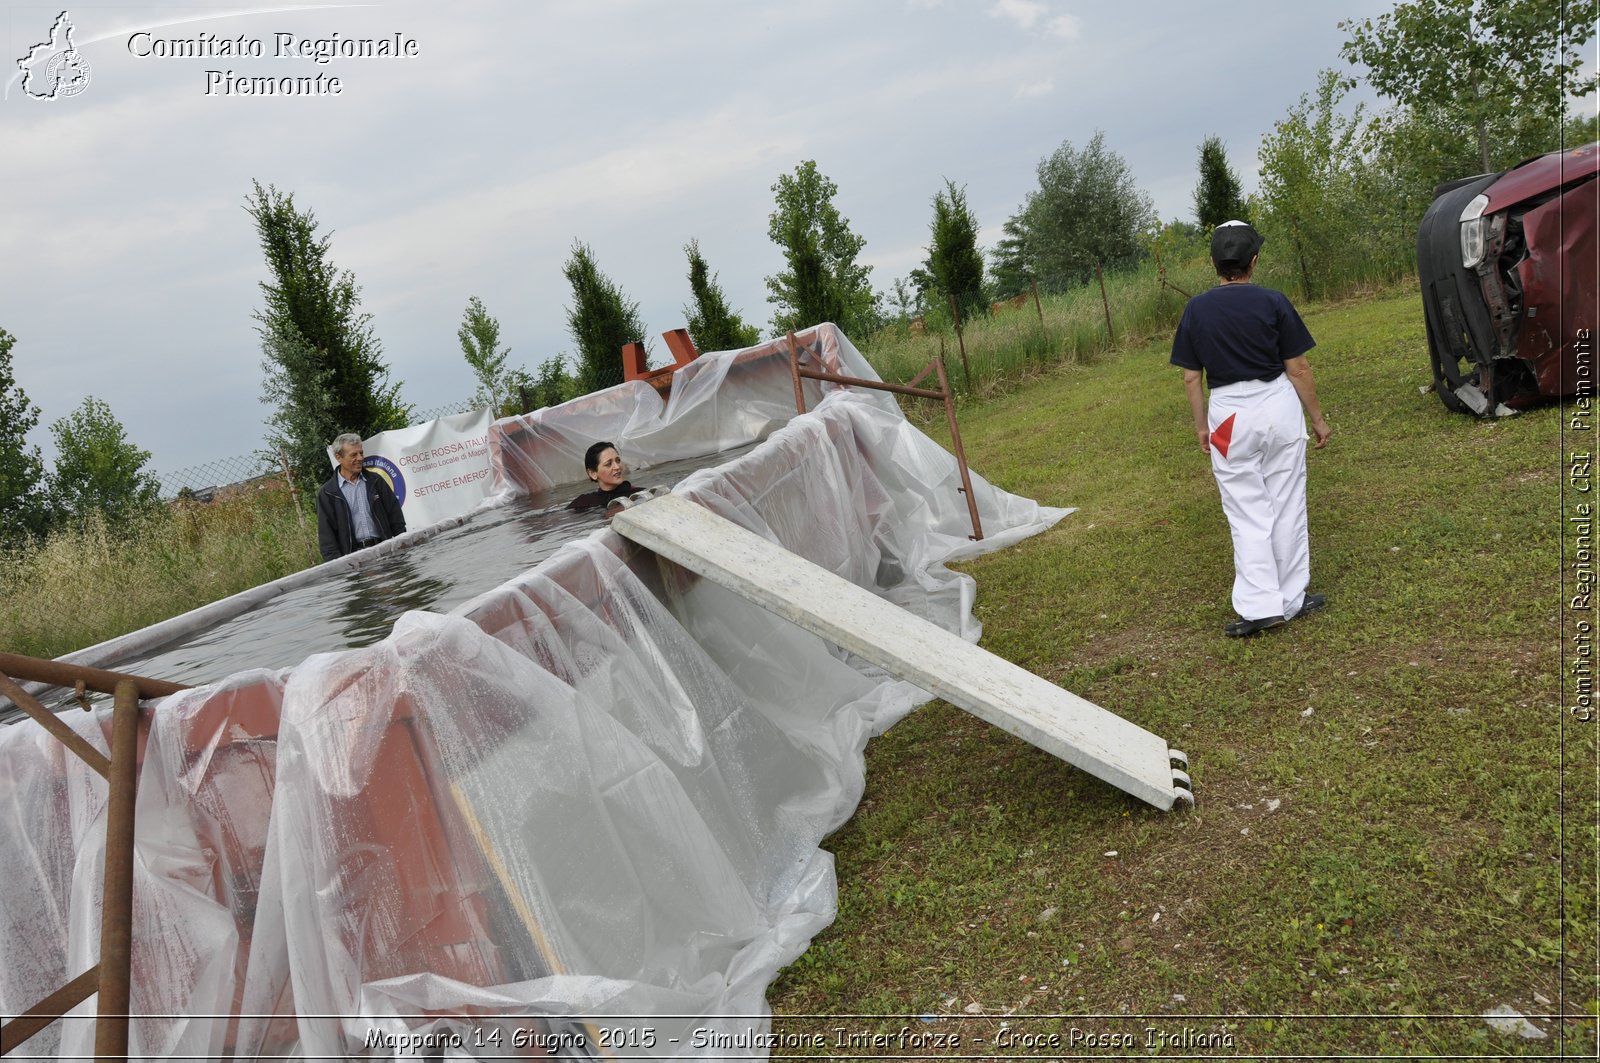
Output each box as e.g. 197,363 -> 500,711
316,470 -> 406,561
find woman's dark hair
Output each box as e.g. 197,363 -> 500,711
584,441 -> 617,473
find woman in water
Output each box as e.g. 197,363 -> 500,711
567,441 -> 635,511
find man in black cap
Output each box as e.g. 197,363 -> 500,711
1171,220 -> 1332,637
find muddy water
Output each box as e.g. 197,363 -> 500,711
19,446 -> 754,711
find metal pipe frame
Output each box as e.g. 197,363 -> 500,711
784,333 -> 984,541
0,655 -> 187,1060
0,652 -> 185,701
92,681 -> 140,1060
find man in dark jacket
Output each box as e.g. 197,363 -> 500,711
316,432 -> 406,561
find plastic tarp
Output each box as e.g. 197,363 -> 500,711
488,324 -> 897,498
0,325 -> 1067,1059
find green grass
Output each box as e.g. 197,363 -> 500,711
0,486 -> 319,659
770,288 -> 1596,1056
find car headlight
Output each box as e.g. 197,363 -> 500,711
1459,193 -> 1489,268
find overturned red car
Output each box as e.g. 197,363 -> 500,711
1417,141 -> 1598,415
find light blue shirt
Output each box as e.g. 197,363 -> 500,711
337,472 -> 380,541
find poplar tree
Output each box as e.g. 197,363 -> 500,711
458,295 -> 520,413
563,242 -> 646,396
682,240 -> 760,352
926,179 -> 987,323
1193,136 -> 1248,230
765,161 -> 879,338
246,180 -> 409,488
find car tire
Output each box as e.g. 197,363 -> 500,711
1428,340 -> 1475,414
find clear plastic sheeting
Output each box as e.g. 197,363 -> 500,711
489,324 -> 897,497
0,330 -> 1068,1059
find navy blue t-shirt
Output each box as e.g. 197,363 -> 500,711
1170,284 -> 1315,387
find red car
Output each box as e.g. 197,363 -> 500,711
1417,141 -> 1598,414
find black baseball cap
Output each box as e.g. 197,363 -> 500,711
1211,220 -> 1264,272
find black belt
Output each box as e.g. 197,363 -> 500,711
356,536 -> 383,549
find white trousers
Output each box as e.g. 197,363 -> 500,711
1207,375 -> 1311,620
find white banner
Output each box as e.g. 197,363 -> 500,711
330,408 -> 495,531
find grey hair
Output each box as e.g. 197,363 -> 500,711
332,432 -> 364,455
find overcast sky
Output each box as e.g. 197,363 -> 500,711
0,0 -> 1405,481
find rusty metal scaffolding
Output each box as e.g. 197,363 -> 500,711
784,331 -> 984,541
0,652 -> 187,1061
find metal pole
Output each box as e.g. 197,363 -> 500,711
94,681 -> 140,1061
1154,244 -> 1167,313
775,346 -> 981,539
785,331 -> 808,415
0,671 -> 111,777
277,447 -> 307,531
278,447 -> 320,565
1096,261 -> 1114,345
793,367 -> 946,401
0,966 -> 101,1056
932,356 -> 984,541
947,293 -> 972,391
0,653 -> 186,700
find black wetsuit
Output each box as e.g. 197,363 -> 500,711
567,480 -> 634,512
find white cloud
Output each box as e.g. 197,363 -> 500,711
336,105 -> 804,304
868,52 -> 1062,109
1046,14 -> 1081,39
1015,78 -> 1054,98
988,1 -> 1080,39
989,0 -> 1047,31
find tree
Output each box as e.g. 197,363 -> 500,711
1340,0 -> 1597,173
1257,71 -> 1387,300
987,215 -> 1035,300
1568,108 -> 1600,147
46,396 -> 162,527
682,240 -> 760,353
926,179 -> 987,324
527,356 -> 573,410
0,328 -> 49,546
905,265 -> 937,312
885,276 -> 919,325
1009,131 -> 1157,292
458,295 -> 520,413
563,242 -> 646,396
246,180 -> 409,490
765,160 -> 880,339
773,210 -> 849,335
1193,136 -> 1249,229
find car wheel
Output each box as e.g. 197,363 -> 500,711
1428,339 -> 1477,414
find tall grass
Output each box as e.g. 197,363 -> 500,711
862,237 -> 1414,400
0,483 -> 318,660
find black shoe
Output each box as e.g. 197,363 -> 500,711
1225,614 -> 1287,638
1295,593 -> 1327,619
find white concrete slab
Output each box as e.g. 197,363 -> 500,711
610,493 -> 1192,811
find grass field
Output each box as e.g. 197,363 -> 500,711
0,486 -> 317,660
768,287 -> 1596,1056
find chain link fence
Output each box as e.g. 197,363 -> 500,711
155,454 -> 279,501
410,399 -> 481,423
153,400 -> 482,500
